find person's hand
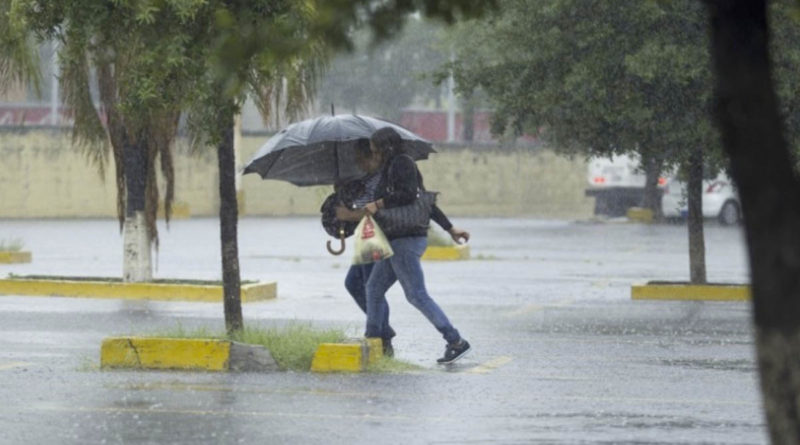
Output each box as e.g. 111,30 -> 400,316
448,227 -> 470,244
364,201 -> 379,215
335,205 -> 350,220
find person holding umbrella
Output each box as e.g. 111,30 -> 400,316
335,139 -> 468,358
343,127 -> 471,364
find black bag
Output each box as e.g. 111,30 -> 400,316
320,193 -> 357,239
320,179 -> 367,239
374,190 -> 437,238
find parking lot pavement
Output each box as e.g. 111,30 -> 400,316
0,217 -> 761,444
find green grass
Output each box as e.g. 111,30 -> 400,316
146,323 -> 347,371
0,238 -> 24,252
229,324 -> 346,371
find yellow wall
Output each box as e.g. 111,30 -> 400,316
0,130 -> 593,218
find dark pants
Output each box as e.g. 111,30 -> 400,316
345,263 -> 395,341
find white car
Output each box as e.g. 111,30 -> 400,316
661,174 -> 741,225
585,154 -> 667,217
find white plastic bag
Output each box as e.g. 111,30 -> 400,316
352,215 -> 394,265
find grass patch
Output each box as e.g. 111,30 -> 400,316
0,238 -> 24,252
230,324 -> 346,371
367,356 -> 425,373
146,323 -> 347,372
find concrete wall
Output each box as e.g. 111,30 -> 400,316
0,129 -> 593,219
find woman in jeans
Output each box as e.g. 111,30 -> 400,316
336,138 -> 466,359
362,127 -> 471,364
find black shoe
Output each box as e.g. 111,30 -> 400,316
382,339 -> 394,358
437,339 -> 470,364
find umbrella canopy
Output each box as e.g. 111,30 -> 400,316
243,114 -> 435,186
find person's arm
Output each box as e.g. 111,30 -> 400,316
335,205 -> 367,222
432,204 -> 470,244
431,205 -> 453,231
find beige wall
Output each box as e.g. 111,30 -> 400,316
0,130 -> 593,219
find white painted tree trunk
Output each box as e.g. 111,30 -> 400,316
122,211 -> 152,282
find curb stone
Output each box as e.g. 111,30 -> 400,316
422,244 -> 470,261
0,277 -> 276,302
631,282 -> 750,301
100,337 -> 279,372
0,251 -> 32,264
311,338 -> 383,373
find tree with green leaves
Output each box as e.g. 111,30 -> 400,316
447,0 -> 800,284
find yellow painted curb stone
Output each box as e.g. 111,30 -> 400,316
0,251 -> 32,264
631,283 -> 750,301
100,337 -> 278,372
101,337 -> 230,371
0,278 -> 276,302
627,207 -> 654,224
422,244 -> 470,261
311,338 -> 383,373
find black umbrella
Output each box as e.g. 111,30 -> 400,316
242,114 -> 435,186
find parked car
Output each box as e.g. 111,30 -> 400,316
585,154 -> 666,217
661,173 -> 741,225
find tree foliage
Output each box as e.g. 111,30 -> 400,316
449,0 -> 800,166
318,18 -> 448,121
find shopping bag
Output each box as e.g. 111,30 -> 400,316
352,215 -> 394,265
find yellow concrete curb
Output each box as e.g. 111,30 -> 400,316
0,251 -> 32,264
631,283 -> 750,301
627,207 -> 654,224
422,244 -> 470,261
311,338 -> 383,373
102,337 -> 230,371
0,278 -> 276,302
100,337 -> 278,372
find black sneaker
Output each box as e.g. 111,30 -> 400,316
437,339 -> 471,364
382,339 -> 394,358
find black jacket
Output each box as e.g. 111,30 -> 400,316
376,154 -> 452,238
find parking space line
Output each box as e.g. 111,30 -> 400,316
506,298 -> 574,318
465,355 -> 512,374
0,361 -> 33,370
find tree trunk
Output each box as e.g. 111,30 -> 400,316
707,1 -> 800,442
122,134 -> 152,282
217,113 -> 243,334
463,91 -> 475,143
686,146 -> 706,284
640,153 -> 664,220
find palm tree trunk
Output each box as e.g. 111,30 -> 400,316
707,1 -> 800,442
686,146 -> 706,284
217,112 -> 243,334
122,133 -> 152,282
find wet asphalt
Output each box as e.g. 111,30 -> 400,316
0,217 -> 760,444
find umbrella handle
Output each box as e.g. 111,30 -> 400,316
326,230 -> 346,256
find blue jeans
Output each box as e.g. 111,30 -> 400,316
365,236 -> 461,344
345,263 -> 395,340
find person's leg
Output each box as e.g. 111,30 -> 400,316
344,264 -> 368,313
388,237 -> 461,345
365,259 -> 397,340
346,263 -> 396,341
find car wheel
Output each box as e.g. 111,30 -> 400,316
719,201 -> 740,226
